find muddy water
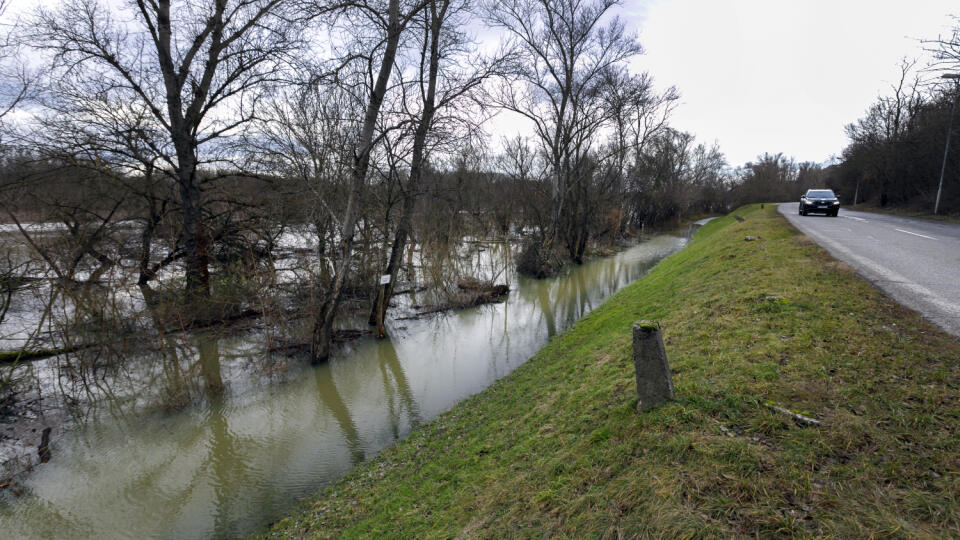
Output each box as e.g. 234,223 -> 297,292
0,234 -> 687,539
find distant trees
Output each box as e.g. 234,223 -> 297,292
727,152 -> 828,206
732,153 -> 798,204
836,55 -> 959,211
824,19 -> 960,213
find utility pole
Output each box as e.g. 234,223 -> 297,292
935,74 -> 960,215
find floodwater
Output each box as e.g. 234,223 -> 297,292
0,233 -> 687,539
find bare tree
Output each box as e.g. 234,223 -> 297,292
590,68 -> 679,243
485,0 -> 641,270
0,0 -> 31,139
368,0 -> 507,338
21,88 -> 186,288
843,59 -> 928,207
251,82 -> 357,270
309,0 -> 430,361
925,16 -> 960,74
27,0 -> 308,297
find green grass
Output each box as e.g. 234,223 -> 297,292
262,204 -> 960,539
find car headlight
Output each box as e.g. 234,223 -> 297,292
832,201 -> 839,205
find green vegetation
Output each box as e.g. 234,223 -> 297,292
263,204 -> 960,538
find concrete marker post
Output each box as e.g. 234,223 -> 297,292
632,321 -> 673,411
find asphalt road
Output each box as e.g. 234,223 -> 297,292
779,203 -> 960,339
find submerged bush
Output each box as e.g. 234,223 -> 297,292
517,239 -> 559,279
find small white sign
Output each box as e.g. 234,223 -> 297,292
379,274 -> 391,285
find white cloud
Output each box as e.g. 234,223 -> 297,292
629,0 -> 957,165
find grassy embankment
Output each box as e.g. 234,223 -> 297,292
263,204 -> 960,538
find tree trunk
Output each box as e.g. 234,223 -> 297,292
311,0 -> 404,363
369,228 -> 407,336
179,167 -> 210,297
137,213 -> 157,287
369,0 -> 446,338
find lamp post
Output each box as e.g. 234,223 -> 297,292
935,73 -> 960,215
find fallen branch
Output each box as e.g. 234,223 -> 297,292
764,402 -> 821,425
270,329 -> 373,356
0,345 -> 89,364
392,285 -> 428,295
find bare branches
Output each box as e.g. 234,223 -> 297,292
924,15 -> 960,75
23,0 -> 313,295
482,0 -> 641,264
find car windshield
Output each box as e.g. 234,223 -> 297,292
806,190 -> 835,199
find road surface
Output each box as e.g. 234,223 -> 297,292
779,203 -> 960,339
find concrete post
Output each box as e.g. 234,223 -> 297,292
632,321 -> 673,411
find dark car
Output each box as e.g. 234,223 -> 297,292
799,189 -> 840,216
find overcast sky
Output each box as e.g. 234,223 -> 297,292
623,0 -> 957,166
10,0 -> 958,169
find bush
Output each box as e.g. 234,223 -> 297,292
516,239 -> 559,279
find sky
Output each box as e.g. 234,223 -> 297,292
624,0 -> 958,166
8,0 -> 958,169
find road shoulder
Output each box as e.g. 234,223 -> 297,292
779,203 -> 960,339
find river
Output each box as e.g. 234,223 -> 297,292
0,233 -> 687,539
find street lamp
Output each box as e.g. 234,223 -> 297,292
935,73 -> 960,215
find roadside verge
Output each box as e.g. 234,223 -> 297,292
262,204 -> 960,538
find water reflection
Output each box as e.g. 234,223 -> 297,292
377,339 -> 421,440
531,277 -> 557,338
314,364 -> 365,465
206,398 -> 253,537
0,234 -> 687,539
198,336 -> 224,396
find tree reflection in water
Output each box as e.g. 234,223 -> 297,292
0,234 -> 688,539
313,363 -> 365,465
377,337 -> 420,440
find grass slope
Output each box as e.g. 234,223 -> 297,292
264,205 -> 960,538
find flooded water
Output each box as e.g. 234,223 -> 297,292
0,234 -> 687,539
